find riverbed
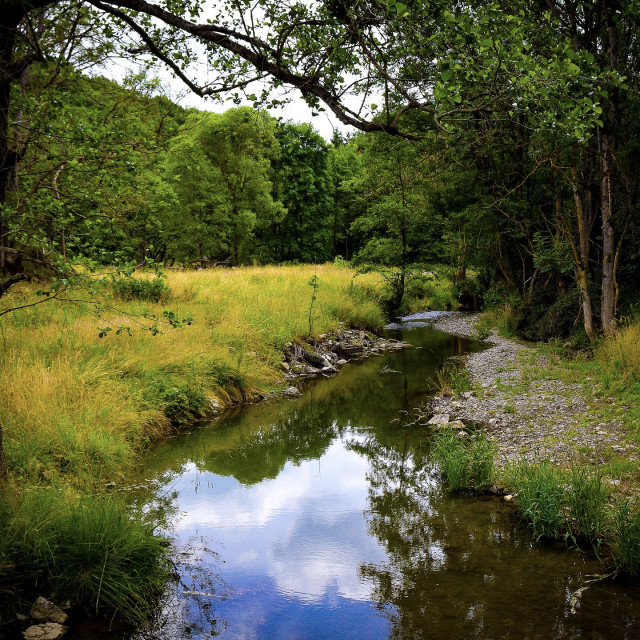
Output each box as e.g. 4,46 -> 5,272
70,314 -> 640,639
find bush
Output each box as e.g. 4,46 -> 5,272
517,288 -> 582,342
158,382 -> 208,426
112,276 -> 171,302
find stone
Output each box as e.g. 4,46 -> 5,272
282,386 -> 302,398
504,494 -> 514,501
280,361 -> 290,372
29,599 -> 67,625
337,359 -> 348,366
22,623 -> 68,640
428,413 -> 450,426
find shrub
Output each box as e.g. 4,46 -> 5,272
112,276 -> 171,302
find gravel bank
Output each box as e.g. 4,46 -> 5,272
426,313 -> 633,469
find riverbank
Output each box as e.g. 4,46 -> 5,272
424,312 -> 638,488
0,264 -> 443,632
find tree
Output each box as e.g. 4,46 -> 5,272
162,107 -> 285,265
258,122 -> 331,263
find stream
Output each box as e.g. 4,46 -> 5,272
72,313 -> 640,639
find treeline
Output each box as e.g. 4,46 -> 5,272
0,68 -> 455,272
3,33 -> 640,345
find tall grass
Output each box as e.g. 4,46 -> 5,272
0,264 -> 386,486
612,500 -> 640,578
506,460 -> 565,540
431,431 -> 494,492
0,489 -> 169,624
595,322 -> 640,388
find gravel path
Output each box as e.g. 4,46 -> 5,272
427,313 -> 633,469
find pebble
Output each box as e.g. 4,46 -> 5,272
426,313 -> 628,470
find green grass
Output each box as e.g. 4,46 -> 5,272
612,499 -> 640,578
567,463 -> 608,547
0,489 -> 169,624
431,430 -> 494,492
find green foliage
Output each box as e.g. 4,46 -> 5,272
431,431 -> 494,492
112,276 -> 171,302
162,108 -> 285,265
507,461 -> 565,540
517,288 -> 583,342
157,382 -> 208,426
0,490 -> 170,624
258,122 -> 332,263
612,500 -> 640,578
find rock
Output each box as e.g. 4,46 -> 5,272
504,494 -> 514,501
280,361 -> 290,372
321,365 -> 337,373
16,613 -> 28,622
337,359 -> 348,366
462,391 -> 474,399
428,413 -> 450,426
282,386 -> 302,398
29,599 -> 67,625
22,623 -> 68,640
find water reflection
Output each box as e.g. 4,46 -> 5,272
105,324 -> 640,640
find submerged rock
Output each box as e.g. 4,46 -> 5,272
22,623 -> 67,640
29,599 -> 67,625
283,386 -> 302,398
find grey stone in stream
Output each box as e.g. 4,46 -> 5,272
282,386 -> 302,398
428,414 -> 450,426
29,599 -> 67,625
337,359 -> 348,366
22,623 -> 67,640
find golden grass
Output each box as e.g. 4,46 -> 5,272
0,264 -> 386,485
595,323 -> 640,384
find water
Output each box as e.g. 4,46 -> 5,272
71,315 -> 640,639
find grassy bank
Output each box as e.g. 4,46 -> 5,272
429,309 -> 640,577
432,430 -> 640,577
0,262 -> 455,625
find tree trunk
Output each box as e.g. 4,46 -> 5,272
600,4 -> 619,335
570,159 -> 596,341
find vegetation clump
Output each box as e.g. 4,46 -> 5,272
431,430 -> 494,492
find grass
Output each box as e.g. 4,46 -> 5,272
0,264 -> 387,487
0,488 -> 169,624
0,263 -> 393,623
431,361 -> 472,396
431,430 -> 494,492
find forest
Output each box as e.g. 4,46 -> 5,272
1,0 -> 640,636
